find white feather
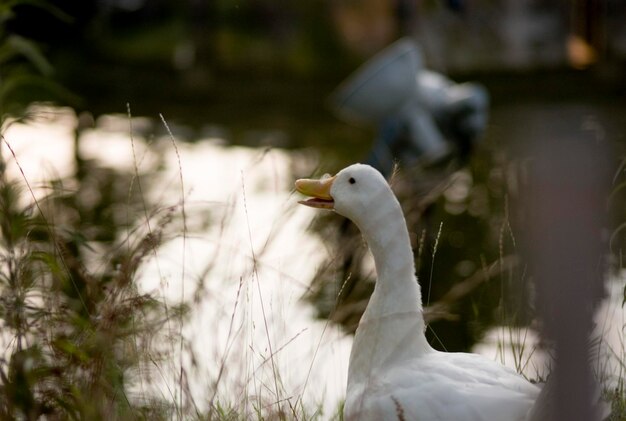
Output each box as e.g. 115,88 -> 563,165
324,164 -> 540,421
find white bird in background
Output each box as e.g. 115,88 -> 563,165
296,164 -> 540,421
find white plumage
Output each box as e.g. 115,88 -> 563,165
296,163 -> 540,421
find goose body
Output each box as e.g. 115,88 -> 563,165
296,164 -> 540,421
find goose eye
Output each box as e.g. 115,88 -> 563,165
349,177 -> 356,184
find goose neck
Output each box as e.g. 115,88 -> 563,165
358,200 -> 418,297
347,198 -> 431,386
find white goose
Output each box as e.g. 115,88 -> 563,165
296,164 -> 540,421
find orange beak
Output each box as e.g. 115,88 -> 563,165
295,175 -> 335,209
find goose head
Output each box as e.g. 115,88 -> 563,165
295,163 -> 395,227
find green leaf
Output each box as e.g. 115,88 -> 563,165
0,39 -> 20,64
5,0 -> 72,23
62,229 -> 96,253
5,35 -> 54,75
0,72 -> 82,109
29,250 -> 66,281
52,338 -> 89,363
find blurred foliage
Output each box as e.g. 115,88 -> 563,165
0,0 -> 359,129
0,149 -> 185,419
0,0 -> 79,124
0,14 -> 183,410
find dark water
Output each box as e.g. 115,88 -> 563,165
67,62 -> 625,153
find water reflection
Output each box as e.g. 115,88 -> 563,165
2,106 -> 353,415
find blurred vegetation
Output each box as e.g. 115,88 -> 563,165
0,0 -> 79,124
0,163 -> 182,419
0,4 -> 183,418
2,0 -> 358,130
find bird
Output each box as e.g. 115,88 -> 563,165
295,163 -> 541,421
